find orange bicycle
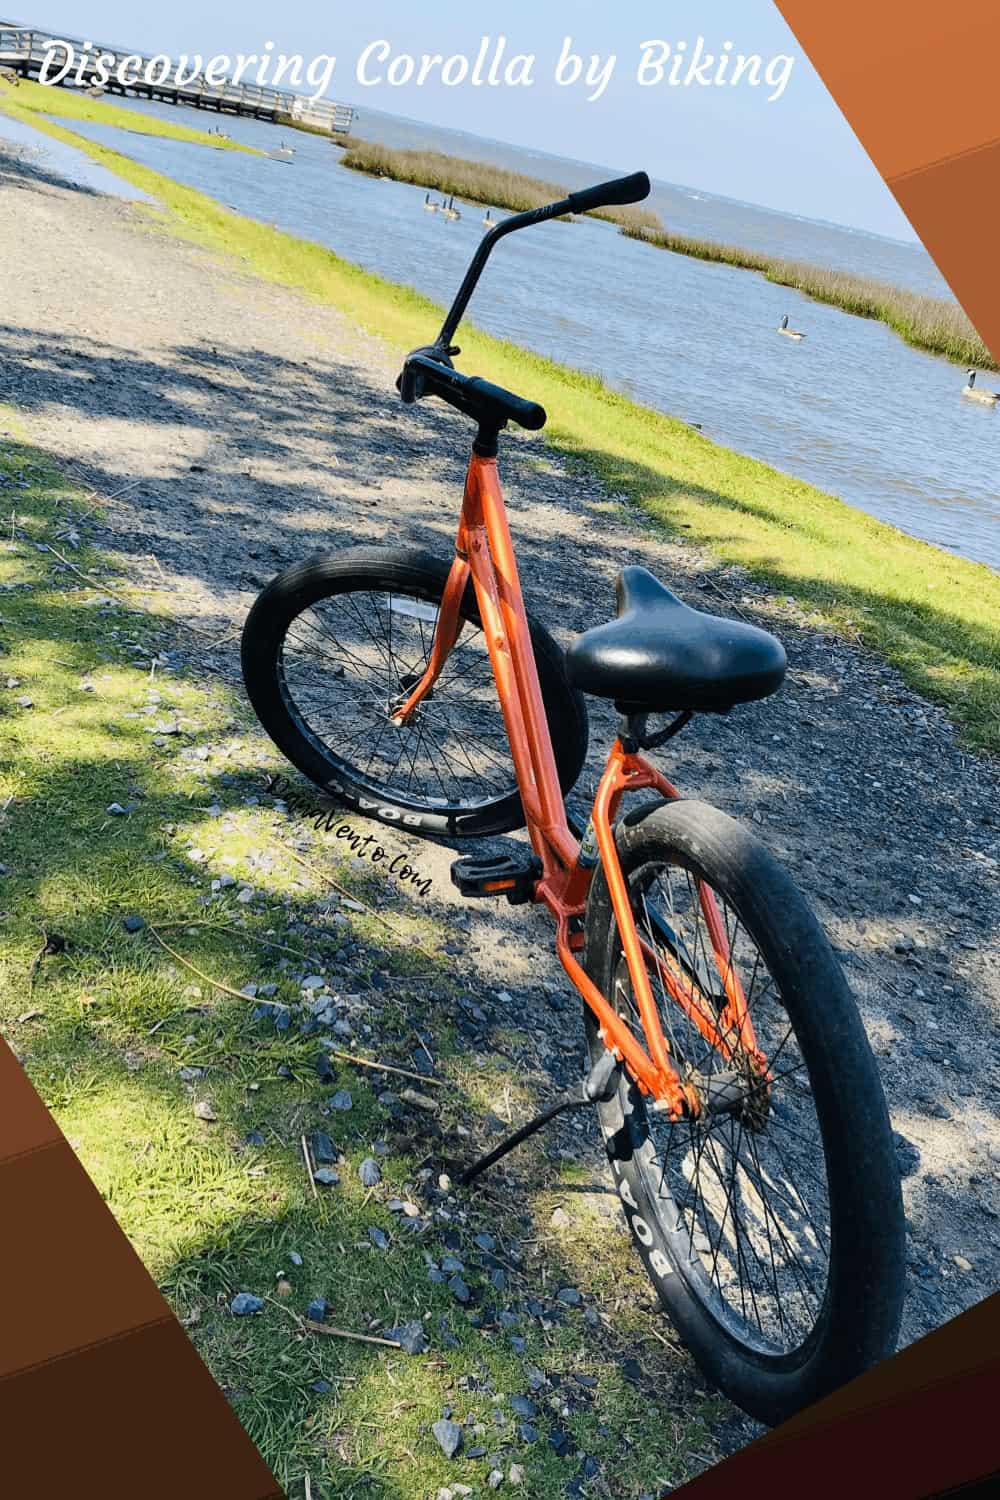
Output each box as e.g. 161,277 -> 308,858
241,172 -> 905,1424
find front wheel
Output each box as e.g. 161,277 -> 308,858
583,797 -> 904,1425
241,546 -> 589,838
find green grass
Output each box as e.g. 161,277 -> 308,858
338,138 -> 663,234
0,76 -> 261,154
0,420 -> 723,1494
623,223 -> 996,372
5,109 -> 995,753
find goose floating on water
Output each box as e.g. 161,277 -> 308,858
441,196 -> 461,221
482,208 -> 497,229
269,143 -> 295,163
962,370 -> 999,407
424,192 -> 439,213
778,314 -> 806,340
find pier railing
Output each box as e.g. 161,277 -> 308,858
0,23 -> 354,133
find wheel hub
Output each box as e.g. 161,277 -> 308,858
688,1063 -> 771,1130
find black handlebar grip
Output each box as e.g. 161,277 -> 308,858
567,171 -> 651,215
467,377 -> 546,431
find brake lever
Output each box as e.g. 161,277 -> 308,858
396,344 -> 461,403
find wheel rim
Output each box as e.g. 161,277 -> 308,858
610,857 -> 833,1359
276,585 -> 519,816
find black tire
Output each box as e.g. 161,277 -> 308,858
583,797 -> 904,1425
241,546 -> 588,838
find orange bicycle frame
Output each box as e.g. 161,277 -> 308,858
393,449 -> 765,1116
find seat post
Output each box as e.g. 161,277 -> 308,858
619,709 -> 694,753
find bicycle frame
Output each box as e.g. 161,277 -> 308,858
393,447 -> 766,1118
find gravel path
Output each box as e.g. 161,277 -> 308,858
3,147 -> 999,1381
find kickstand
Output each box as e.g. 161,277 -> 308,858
459,1048 -> 619,1188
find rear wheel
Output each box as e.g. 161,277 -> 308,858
583,797 -> 904,1425
241,547 -> 589,837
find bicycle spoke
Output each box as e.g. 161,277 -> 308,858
611,848 -> 833,1357
277,585 -> 520,813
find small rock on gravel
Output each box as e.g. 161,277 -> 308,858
432,1418 -> 463,1459
314,1168 -> 340,1187
230,1293 -> 263,1316
329,1089 -> 353,1111
311,1131 -> 338,1164
358,1157 -> 381,1187
401,1087 -> 439,1113
388,1319 -> 427,1354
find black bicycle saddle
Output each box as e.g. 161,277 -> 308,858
566,567 -> 786,713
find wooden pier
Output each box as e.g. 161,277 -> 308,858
0,22 -> 355,134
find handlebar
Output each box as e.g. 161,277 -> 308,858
567,171 -> 651,215
398,352 -> 547,432
436,168 -> 651,349
398,170 -> 650,435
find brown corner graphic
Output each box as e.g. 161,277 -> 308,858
674,1292 -> 1000,1498
776,5 -> 1000,361
1,1037 -> 284,1499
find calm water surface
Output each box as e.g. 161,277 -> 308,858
5,99 -> 998,570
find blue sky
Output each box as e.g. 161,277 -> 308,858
18,2 -> 916,239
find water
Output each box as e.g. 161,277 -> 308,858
0,110 -> 154,201
350,103 -> 950,300
6,99 -> 998,570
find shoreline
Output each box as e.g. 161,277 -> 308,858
0,109 -> 997,753
6,76 -> 992,370
0,75 -> 260,154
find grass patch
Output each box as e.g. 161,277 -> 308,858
623,223 -> 995,372
338,138 -> 662,235
0,75 -> 260,154
0,418 -> 723,1494
6,113 -> 995,753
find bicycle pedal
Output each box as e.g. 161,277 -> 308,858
450,851 -> 542,905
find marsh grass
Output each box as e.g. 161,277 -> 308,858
338,138 -> 663,234
624,224 -> 996,371
338,135 -> 993,372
